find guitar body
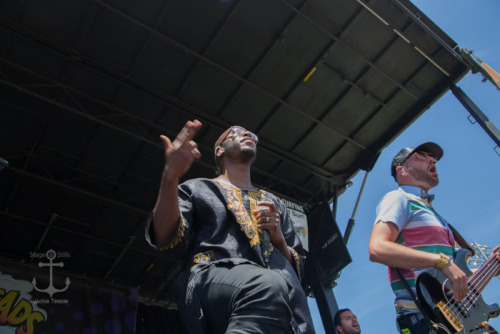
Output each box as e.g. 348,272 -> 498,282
416,248 -> 500,334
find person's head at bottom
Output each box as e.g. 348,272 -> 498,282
334,308 -> 361,334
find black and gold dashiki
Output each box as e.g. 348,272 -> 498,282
145,178 -> 314,334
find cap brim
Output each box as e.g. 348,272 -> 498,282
410,142 -> 443,161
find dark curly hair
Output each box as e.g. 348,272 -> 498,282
334,308 -> 351,328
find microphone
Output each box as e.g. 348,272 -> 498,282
263,229 -> 270,268
258,205 -> 271,268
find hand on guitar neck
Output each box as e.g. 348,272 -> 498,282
441,246 -> 500,302
417,247 -> 500,334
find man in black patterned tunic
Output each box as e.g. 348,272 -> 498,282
145,120 -> 315,334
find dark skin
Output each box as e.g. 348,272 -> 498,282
214,128 -> 292,265
153,120 -> 293,266
253,201 -> 292,265
153,120 -> 202,245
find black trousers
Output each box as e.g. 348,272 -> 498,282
396,312 -> 436,334
194,263 -> 292,334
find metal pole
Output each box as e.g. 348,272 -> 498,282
450,84 -> 500,153
343,171 -> 369,245
308,254 -> 340,334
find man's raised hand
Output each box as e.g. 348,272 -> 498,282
161,120 -> 202,180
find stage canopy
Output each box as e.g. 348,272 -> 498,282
0,0 -> 471,306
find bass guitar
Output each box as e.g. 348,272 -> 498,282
416,248 -> 500,334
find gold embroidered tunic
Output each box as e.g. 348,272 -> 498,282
145,178 -> 313,333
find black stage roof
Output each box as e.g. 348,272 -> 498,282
0,0 -> 471,305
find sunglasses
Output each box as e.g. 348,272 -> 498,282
408,151 -> 437,162
222,126 -> 259,144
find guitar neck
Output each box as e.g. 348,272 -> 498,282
468,249 -> 500,295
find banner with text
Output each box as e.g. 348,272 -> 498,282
283,199 -> 309,251
0,251 -> 137,334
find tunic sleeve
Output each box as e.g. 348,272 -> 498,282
144,181 -> 197,257
276,198 -> 306,281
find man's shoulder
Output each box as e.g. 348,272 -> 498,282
261,190 -> 288,208
376,188 -> 412,214
181,178 -> 215,190
262,189 -> 279,200
183,177 -> 210,184
380,188 -> 406,203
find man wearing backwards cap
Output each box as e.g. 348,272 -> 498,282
369,142 -> 500,334
145,120 -> 315,334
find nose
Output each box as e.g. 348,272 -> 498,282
239,131 -> 254,141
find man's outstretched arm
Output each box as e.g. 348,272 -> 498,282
152,120 -> 202,246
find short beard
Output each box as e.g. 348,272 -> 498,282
409,167 -> 439,187
222,141 -> 256,165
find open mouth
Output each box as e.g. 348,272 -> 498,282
429,164 -> 437,174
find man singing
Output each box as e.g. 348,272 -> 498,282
146,120 -> 315,334
369,142 -> 500,333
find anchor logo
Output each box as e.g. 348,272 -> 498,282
32,249 -> 70,297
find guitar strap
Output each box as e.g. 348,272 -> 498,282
446,223 -> 475,256
395,222 -> 474,333
393,192 -> 477,332
425,204 -> 475,257
395,268 -> 440,332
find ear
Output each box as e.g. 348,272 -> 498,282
396,165 -> 405,175
336,325 -> 343,334
215,146 -> 225,157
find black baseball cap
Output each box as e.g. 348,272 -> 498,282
391,142 -> 443,180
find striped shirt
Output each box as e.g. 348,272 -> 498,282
374,185 -> 456,314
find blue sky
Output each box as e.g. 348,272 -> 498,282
307,1 -> 500,333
